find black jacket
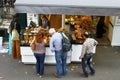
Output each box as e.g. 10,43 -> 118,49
10,20 -> 21,34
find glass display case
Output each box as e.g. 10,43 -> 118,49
20,27 -> 50,46
65,15 -> 96,44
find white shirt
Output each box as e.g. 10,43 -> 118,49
80,38 -> 98,58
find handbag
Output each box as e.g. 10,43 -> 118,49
12,22 -> 19,40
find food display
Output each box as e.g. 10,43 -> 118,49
21,27 -> 50,46
65,15 -> 95,44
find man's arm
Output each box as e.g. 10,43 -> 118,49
79,44 -> 86,59
49,36 -> 55,52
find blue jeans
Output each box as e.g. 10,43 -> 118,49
55,50 -> 67,77
34,53 -> 45,75
82,53 -> 95,77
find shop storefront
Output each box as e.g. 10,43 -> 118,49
14,13 -> 99,64
1,0 -> 120,64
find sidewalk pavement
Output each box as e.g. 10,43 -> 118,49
0,46 -> 120,80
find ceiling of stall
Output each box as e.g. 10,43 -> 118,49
15,0 -> 120,16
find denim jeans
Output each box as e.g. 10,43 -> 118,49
81,53 -> 95,77
55,50 -> 67,77
34,53 -> 45,75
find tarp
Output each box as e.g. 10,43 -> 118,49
15,0 -> 120,16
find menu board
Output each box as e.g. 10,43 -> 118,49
27,13 -> 38,27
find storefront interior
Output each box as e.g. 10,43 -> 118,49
0,14 -> 111,46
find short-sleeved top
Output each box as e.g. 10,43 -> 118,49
42,20 -> 50,29
33,41 -> 46,54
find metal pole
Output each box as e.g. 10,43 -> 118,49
62,14 -> 65,29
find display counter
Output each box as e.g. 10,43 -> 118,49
20,40 -> 84,64
71,44 -> 82,62
20,46 -> 72,64
20,44 -> 96,64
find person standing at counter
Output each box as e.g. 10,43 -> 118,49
9,14 -> 21,59
96,16 -> 106,38
40,15 -> 50,30
30,30 -> 46,78
49,28 -> 68,78
79,31 -> 98,77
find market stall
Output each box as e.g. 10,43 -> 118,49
14,0 -> 120,64
20,26 -> 72,64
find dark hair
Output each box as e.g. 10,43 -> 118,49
13,13 -> 19,18
41,15 -> 48,20
83,32 -> 89,38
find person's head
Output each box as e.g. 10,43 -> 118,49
83,31 -> 89,39
36,30 -> 44,43
13,13 -> 19,21
41,15 -> 48,21
49,28 -> 56,35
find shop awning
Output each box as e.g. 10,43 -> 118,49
14,0 -> 120,16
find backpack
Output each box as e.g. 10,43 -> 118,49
61,33 -> 72,52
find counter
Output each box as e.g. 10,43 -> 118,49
20,46 -> 72,64
20,44 -> 96,64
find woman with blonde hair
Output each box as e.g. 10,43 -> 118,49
30,30 -> 46,78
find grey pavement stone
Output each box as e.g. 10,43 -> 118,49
0,46 -> 120,80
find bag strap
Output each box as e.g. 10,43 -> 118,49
60,32 -> 70,40
60,32 -> 63,37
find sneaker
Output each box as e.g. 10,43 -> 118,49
39,75 -> 42,78
37,73 -> 40,76
85,75 -> 88,77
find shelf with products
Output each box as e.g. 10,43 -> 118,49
20,27 -> 50,46
20,27 -> 72,64
65,15 -> 96,44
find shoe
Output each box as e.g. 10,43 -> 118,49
53,72 -> 61,78
37,73 -> 40,76
39,75 -> 42,78
85,75 -> 88,77
91,72 -> 95,75
84,73 -> 88,78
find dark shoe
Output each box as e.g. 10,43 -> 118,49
85,74 -> 88,77
91,72 -> 95,75
53,72 -> 61,78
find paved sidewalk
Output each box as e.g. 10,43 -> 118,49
0,46 -> 120,80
